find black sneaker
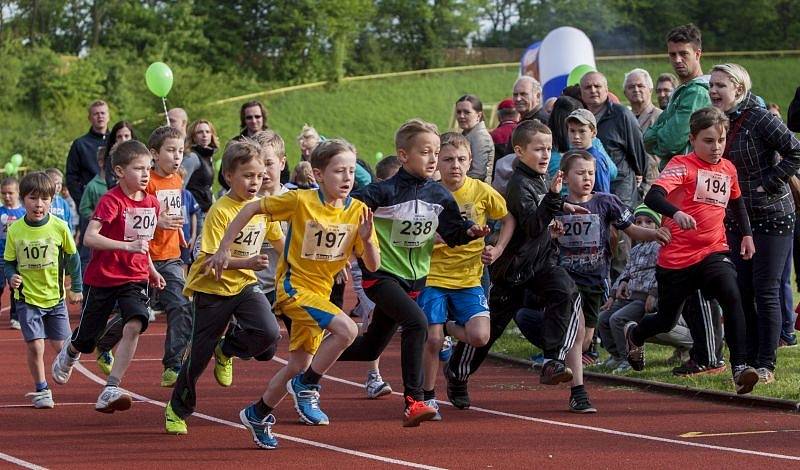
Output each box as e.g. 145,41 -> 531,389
444,364 -> 471,409
732,365 -> 759,395
569,393 -> 597,414
540,359 -> 573,385
623,322 -> 645,371
672,360 -> 727,377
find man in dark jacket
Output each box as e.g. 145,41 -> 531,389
65,100 -> 109,207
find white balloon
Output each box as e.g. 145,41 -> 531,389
539,27 -> 597,100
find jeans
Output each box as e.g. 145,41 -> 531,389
779,243 -> 796,342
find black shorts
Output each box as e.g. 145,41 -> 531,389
577,284 -> 605,328
71,282 -> 151,353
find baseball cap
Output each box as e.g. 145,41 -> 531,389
567,108 -> 597,128
497,98 -> 515,111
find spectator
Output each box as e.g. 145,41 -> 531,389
167,108 -> 189,136
286,161 -> 317,190
489,98 -> 518,175
768,103 -> 782,119
238,100 -> 268,138
102,120 -> 137,189
455,94 -> 494,182
65,100 -> 109,209
624,68 -> 662,196
182,119 -> 219,236
655,73 -> 679,109
297,124 -> 321,162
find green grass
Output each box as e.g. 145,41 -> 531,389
492,327 -> 800,401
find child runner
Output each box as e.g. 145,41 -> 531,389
7,172 -> 83,408
0,177 -> 25,330
338,119 -> 489,427
165,140 -> 282,435
44,169 -> 74,230
625,106 -> 760,394
204,139 -> 379,449
419,132 -> 515,420
51,140 -> 165,412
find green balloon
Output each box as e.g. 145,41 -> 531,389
145,62 -> 174,98
213,159 -> 222,172
375,152 -> 384,161
567,64 -> 597,87
10,154 -> 22,166
4,163 -> 15,175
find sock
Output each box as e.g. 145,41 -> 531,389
570,385 -> 585,397
216,341 -> 231,360
66,344 -> 79,359
107,375 -> 121,388
423,389 -> 436,401
35,381 -> 48,392
252,398 -> 273,420
301,367 -> 323,385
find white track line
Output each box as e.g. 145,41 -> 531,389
74,364 -> 445,470
269,357 -> 800,462
0,452 -> 47,470
0,402 -> 119,409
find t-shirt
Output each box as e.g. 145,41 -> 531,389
556,192 -> 633,287
0,206 -> 26,255
49,195 -> 73,229
185,195 -> 283,297
146,171 -> 183,261
181,189 -> 201,241
427,178 -> 507,289
255,186 -> 288,293
5,215 -> 77,308
262,189 -> 376,300
84,186 -> 160,287
654,152 -> 740,269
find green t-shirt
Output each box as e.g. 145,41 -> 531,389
4,216 -> 77,308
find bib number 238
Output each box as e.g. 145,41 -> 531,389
391,214 -> 437,248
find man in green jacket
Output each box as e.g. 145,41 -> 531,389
643,24 -> 711,170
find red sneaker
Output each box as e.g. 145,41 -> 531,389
403,396 -> 436,427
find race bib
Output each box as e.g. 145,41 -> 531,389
231,222 -> 266,258
157,189 -> 183,217
0,214 -> 18,240
123,207 -> 157,241
558,214 -> 601,248
17,238 -> 57,270
301,220 -> 354,261
390,214 -> 438,248
694,169 -> 731,207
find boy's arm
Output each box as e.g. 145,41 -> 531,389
189,213 -> 198,244
482,213 -> 515,265
356,208 -> 380,272
436,189 -> 481,247
83,219 -> 148,253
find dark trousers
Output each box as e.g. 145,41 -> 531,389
681,293 -> 725,366
155,259 -> 193,369
446,265 -> 580,381
631,253 -> 748,367
728,231 -> 793,371
171,285 -> 280,418
338,278 -> 427,400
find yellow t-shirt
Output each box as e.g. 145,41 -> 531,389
426,177 -> 507,289
185,195 -> 283,297
263,189 -> 376,299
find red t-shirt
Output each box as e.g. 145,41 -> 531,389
654,152 -> 741,270
84,185 -> 160,287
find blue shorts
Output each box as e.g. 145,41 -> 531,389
17,300 -> 71,342
417,286 -> 489,326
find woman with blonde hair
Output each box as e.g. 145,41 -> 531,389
182,119 -> 220,232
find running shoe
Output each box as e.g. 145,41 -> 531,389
365,371 -> 392,399
161,367 -> 180,387
165,401 -> 187,435
779,335 -> 798,348
540,359 -> 573,385
96,350 -> 114,376
756,367 -> 776,384
213,342 -> 233,387
599,356 -> 624,370
612,361 -> 632,374
286,374 -> 329,425
10,319 -> 21,330
568,392 -> 597,414
52,341 -> 79,385
95,385 -> 132,413
444,363 -> 470,409
672,360 -> 727,377
240,405 -> 278,449
530,352 -> 545,366
439,336 -> 453,362
26,389 -> 54,409
623,322 -> 645,371
403,396 -> 437,427
425,399 -> 442,421
733,365 -> 759,395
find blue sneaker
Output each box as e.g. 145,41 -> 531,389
425,399 -> 442,421
240,405 -> 278,449
439,336 -> 453,362
286,374 -> 329,425
530,353 -> 545,366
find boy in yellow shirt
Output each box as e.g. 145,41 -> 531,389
205,139 -> 379,450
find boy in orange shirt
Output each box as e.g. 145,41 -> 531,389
146,126 -> 192,387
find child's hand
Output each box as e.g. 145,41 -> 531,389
150,271 -> 166,290
334,268 -> 349,284
157,211 -> 184,231
127,239 -> 149,254
653,227 -> 672,246
247,254 -> 270,271
549,219 -> 565,238
617,281 -> 630,300
467,224 -> 491,239
741,235 -> 756,260
601,295 -> 614,311
178,230 -> 189,248
9,274 -> 22,289
434,232 -> 445,244
645,295 -> 657,313
202,250 -> 230,280
481,244 -> 503,265
672,211 -> 696,230
549,170 -> 563,194
358,207 -> 374,241
563,202 -> 590,215
67,290 -> 83,305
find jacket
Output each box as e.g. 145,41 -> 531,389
491,161 -> 562,286
354,167 -> 475,292
65,128 -> 107,207
464,121 -> 495,182
643,76 -> 711,166
595,101 -> 648,179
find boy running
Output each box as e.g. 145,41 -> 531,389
51,140 -> 165,412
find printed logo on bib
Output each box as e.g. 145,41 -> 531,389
694,169 -> 731,207
17,238 -> 57,270
231,222 -> 266,258
301,221 -> 354,261
391,213 -> 438,248
123,207 -> 157,241
557,214 -> 601,248
460,202 -> 476,222
157,189 -> 183,217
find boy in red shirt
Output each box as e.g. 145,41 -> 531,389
52,140 -> 166,412
625,107 -> 759,394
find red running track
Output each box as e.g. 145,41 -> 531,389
1,305 -> 800,469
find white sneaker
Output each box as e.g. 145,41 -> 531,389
26,389 -> 54,409
425,399 -> 442,421
365,371 -> 392,399
95,386 -> 132,413
52,341 -> 80,385
10,319 -> 21,330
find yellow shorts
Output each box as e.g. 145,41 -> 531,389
274,290 -> 342,354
